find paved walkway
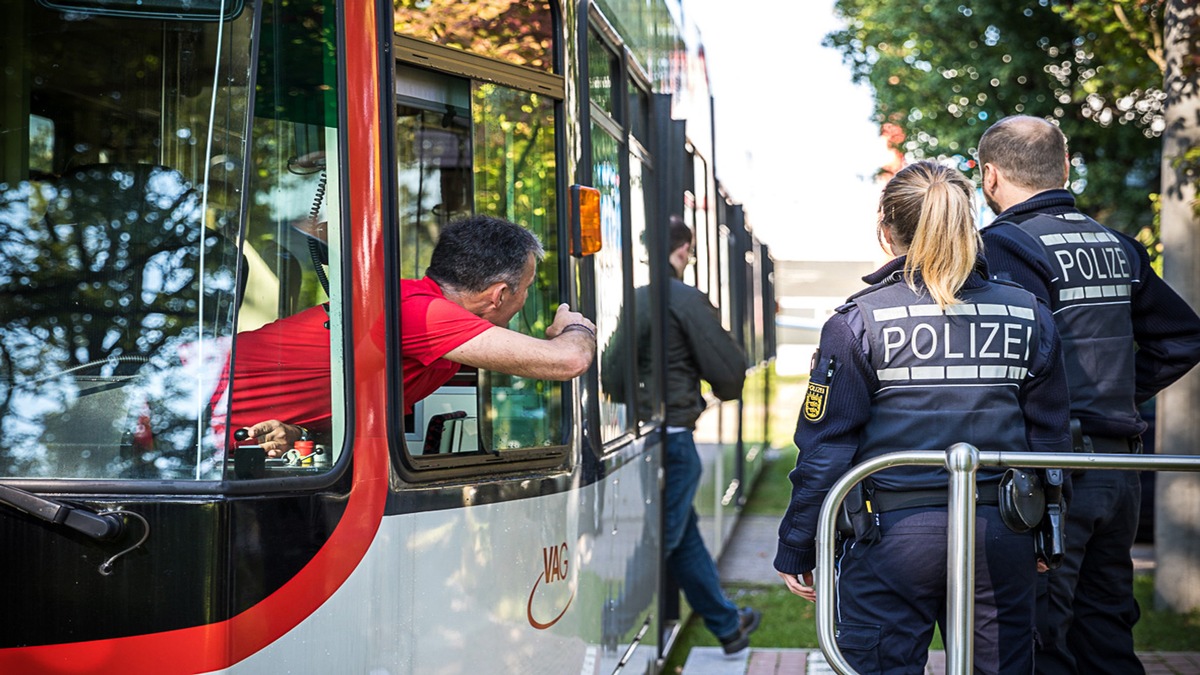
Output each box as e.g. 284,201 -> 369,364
682,514 -> 1181,674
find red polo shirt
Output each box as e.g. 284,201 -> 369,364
225,277 -> 491,436
227,304 -> 334,436
395,276 -> 492,412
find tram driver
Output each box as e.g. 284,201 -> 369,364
222,215 -> 596,457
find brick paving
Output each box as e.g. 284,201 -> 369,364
687,647 -> 1200,675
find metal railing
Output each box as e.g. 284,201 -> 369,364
813,444 -> 1200,675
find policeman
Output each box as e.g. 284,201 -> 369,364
775,161 -> 1072,674
977,115 -> 1200,675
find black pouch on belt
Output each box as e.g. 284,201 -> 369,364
1036,468 -> 1067,570
998,468 -> 1045,533
839,482 -> 881,544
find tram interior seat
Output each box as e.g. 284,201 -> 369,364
422,411 -> 469,455
8,163 -> 241,478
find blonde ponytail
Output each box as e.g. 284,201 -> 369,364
879,162 -> 980,309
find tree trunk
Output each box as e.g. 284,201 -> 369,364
1155,0 -> 1200,613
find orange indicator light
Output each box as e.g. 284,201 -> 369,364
569,185 -> 602,257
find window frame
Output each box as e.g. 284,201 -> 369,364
586,5 -> 661,455
388,29 -> 575,481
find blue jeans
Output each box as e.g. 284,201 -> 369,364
665,430 -> 740,639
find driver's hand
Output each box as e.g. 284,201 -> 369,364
239,420 -> 303,458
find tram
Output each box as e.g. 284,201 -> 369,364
0,0 -> 776,672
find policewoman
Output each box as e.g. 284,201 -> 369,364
775,161 -> 1072,674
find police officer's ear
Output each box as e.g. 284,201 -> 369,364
879,221 -> 904,257
981,163 -> 999,194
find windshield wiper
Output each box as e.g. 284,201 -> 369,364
0,483 -> 124,540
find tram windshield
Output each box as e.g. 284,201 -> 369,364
0,0 -> 343,481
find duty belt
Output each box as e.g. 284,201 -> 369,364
1070,419 -> 1143,454
1080,435 -> 1143,454
870,482 -> 1000,513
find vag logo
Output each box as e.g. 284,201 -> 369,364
526,541 -> 575,629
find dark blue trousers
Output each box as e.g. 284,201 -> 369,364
834,506 -> 1038,675
1035,469 -> 1143,675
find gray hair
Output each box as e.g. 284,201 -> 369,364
426,215 -> 544,293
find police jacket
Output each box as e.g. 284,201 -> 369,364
774,257 -> 1071,576
982,190 -> 1200,440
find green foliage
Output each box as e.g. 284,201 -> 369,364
825,0 -> 1165,233
1137,192 -> 1164,275
393,0 -> 554,71
661,583 -> 819,673
1173,143 -> 1200,220
1135,574 -> 1200,650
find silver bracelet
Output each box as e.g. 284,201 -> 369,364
560,323 -> 596,338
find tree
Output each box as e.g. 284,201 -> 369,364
829,0 -> 1200,613
1155,0 -> 1200,613
393,0 -> 554,71
825,0 -> 1163,232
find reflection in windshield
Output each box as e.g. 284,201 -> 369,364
0,0 -> 252,480
1,166 -> 240,479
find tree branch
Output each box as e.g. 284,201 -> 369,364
1112,1 -> 1167,72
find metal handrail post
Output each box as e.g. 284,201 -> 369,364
944,443 -> 979,674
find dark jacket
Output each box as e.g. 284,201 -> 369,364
663,278 -> 746,429
982,189 -> 1200,439
601,280 -> 746,429
774,257 -> 1072,575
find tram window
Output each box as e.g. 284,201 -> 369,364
628,84 -> 649,145
392,0 -> 555,74
396,66 -> 473,278
628,153 -> 660,429
591,123 -> 632,442
396,66 -> 564,460
718,226 -> 733,332
220,0 -> 345,479
0,0 -> 345,482
691,152 -> 713,299
587,30 -> 619,121
473,82 -> 562,452
35,0 -> 244,21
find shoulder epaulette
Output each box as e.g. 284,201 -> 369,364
988,277 -> 1024,290
984,211 -> 1041,230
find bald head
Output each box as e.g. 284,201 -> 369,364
978,116 -> 1069,192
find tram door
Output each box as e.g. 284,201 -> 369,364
583,17 -> 666,669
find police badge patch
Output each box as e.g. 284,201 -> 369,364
803,382 -> 829,422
